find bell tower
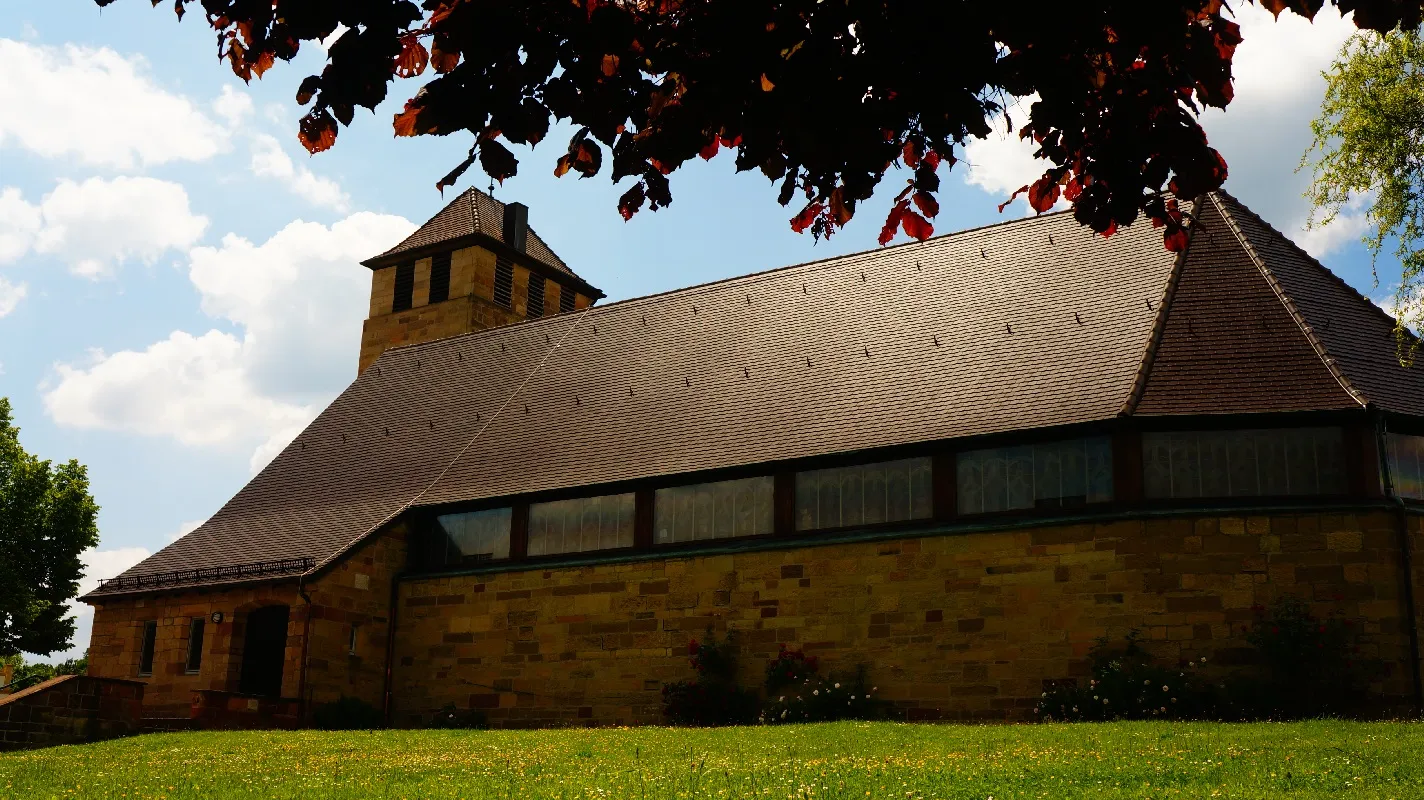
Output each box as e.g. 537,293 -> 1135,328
357,188 -> 604,373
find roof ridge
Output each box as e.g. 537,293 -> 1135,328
1208,192 -> 1368,408
373,207 -> 1088,362
1118,198 -> 1199,417
315,304 -> 599,575
1212,188 -> 1419,348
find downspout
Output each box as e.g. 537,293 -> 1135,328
296,573 -> 314,727
1378,411 -> 1423,715
382,572 -> 405,727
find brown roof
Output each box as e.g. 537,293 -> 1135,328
87,193 -> 1424,597
363,187 -> 583,285
1132,197 -> 1361,414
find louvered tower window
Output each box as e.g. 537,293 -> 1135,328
429,252 -> 451,304
559,284 -> 576,313
527,273 -> 546,318
493,256 -> 514,309
392,262 -> 415,312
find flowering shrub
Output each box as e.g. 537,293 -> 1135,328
764,644 -> 819,695
760,650 -> 887,725
1038,598 -> 1379,722
1231,595 -> 1373,718
661,630 -> 758,726
1037,631 -> 1216,722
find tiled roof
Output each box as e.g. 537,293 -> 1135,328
1211,192 -> 1424,416
87,192 -> 1423,597
365,187 -> 580,282
1132,197 -> 1361,414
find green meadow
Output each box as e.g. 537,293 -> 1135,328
1,721 -> 1419,799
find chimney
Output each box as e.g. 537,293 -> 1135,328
503,202 -> 529,254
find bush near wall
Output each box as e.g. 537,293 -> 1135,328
1037,596 -> 1381,722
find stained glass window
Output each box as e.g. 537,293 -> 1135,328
958,437 -> 1113,514
434,507 -> 512,564
657,476 -> 774,544
528,493 -> 636,556
796,458 -> 931,531
1143,428 -> 1345,499
1387,432 -> 1424,500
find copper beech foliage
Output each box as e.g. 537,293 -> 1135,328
100,0 -> 1422,249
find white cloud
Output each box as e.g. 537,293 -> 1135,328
43,330 -> 315,446
1296,210 -> 1371,259
0,187 -> 42,263
1202,5 -> 1356,238
171,519 -> 206,543
250,133 -> 351,212
7,177 -> 209,279
44,212 -> 416,471
212,85 -> 255,126
961,95 -> 1067,216
0,277 -> 26,318
0,39 -> 229,169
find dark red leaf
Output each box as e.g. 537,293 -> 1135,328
478,139 -> 519,183
901,210 -> 934,241
1163,224 -> 1190,252
618,182 -> 646,221
394,38 -> 428,79
912,192 -> 939,219
879,200 -> 909,246
790,202 -> 823,234
1027,176 -> 1060,214
297,108 -> 337,154
699,137 -> 719,161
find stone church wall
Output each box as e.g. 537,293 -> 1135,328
86,525 -> 408,720
390,510 -> 1422,727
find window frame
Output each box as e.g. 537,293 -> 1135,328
138,620 -> 157,677
1140,425 -> 1352,503
403,414 -> 1377,576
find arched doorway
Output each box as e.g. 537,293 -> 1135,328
238,605 -> 289,697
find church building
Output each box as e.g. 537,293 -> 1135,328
83,189 -> 1424,726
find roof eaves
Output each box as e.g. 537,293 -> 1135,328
1208,191 -> 1368,408
1118,198 -> 1199,417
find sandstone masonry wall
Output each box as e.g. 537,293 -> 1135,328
391,511 -> 1422,727
0,675 -> 144,750
358,244 -> 592,372
88,583 -> 305,718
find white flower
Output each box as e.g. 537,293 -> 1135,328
1162,685 -> 1169,692
834,683 -> 840,689
813,689 -> 819,696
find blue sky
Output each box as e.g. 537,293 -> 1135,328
0,2 -> 1402,661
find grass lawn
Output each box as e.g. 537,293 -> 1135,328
0,721 -> 1420,799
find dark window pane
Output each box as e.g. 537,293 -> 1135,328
959,438 -> 1113,515
529,494 -> 633,556
392,263 -> 415,313
138,620 -> 157,676
186,619 -> 205,672
429,252 -> 451,304
559,285 -> 576,313
657,476 -> 774,544
1387,433 -> 1424,499
797,458 -> 932,531
435,507 -> 512,565
527,273 -> 546,318
493,257 -> 514,308
1143,428 -> 1345,499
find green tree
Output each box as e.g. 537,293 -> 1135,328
0,398 -> 100,657
1304,27 -> 1424,363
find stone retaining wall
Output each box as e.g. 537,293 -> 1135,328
0,675 -> 144,750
